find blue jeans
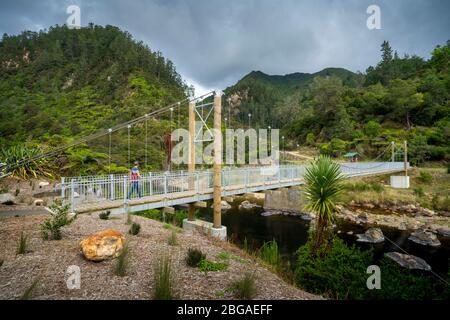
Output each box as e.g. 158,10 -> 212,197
127,181 -> 142,199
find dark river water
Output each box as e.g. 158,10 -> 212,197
197,201 -> 450,274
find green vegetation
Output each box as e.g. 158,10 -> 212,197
20,278 -> 40,300
16,231 -> 28,255
225,40 -> 450,164
339,167 -> 450,212
304,156 -> 344,252
41,199 -> 75,240
0,145 -> 52,179
114,244 -> 129,277
153,254 -> 175,300
135,209 -> 189,227
259,240 -> 280,267
417,170 -> 433,183
99,210 -> 111,220
128,222 -> 141,235
343,181 -> 384,193
185,248 -> 206,267
0,25 -> 189,176
167,230 -> 177,246
231,273 -> 257,300
295,237 -> 450,299
198,260 -> 228,273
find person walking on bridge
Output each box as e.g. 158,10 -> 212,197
127,161 -> 142,199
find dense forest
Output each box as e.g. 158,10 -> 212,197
0,24 -> 191,176
224,40 -> 450,164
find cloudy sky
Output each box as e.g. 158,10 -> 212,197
1,0 -> 449,95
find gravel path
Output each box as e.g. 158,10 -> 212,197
0,213 -> 320,300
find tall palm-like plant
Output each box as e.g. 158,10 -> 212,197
304,156 -> 344,253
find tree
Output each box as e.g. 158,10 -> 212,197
364,120 -> 382,139
303,156 -> 344,253
381,40 -> 393,65
387,79 -> 424,130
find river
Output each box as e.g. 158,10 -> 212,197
197,200 -> 450,274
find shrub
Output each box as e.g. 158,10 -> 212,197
417,171 -> 433,184
153,254 -> 175,300
231,273 -> 257,300
414,187 -> 425,197
0,145 -> 52,179
114,244 -> 129,277
99,210 -> 111,220
129,222 -> 141,235
186,248 -> 206,267
447,164 -> 450,174
16,231 -> 28,255
295,237 -> 373,299
168,230 -> 177,246
41,200 -> 75,240
370,183 -> 384,193
259,240 -> 280,267
198,260 -> 227,273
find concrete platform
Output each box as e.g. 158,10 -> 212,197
182,218 -> 227,241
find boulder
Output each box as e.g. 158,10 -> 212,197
261,210 -> 282,217
210,200 -> 232,211
38,181 -> 50,188
408,229 -> 441,247
238,200 -> 260,210
80,229 -> 125,261
356,228 -> 385,244
33,199 -> 44,206
0,193 -> 15,204
436,227 -> 450,238
385,252 -> 431,271
418,208 -> 436,217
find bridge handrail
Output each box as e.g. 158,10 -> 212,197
61,162 -> 407,212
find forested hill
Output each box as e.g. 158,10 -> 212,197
224,41 -> 450,164
0,24 -> 190,175
224,67 -> 360,128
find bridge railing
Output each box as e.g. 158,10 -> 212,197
61,162 -> 407,212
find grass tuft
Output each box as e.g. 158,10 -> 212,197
16,231 -> 28,255
114,244 -> 129,277
231,273 -> 257,299
153,254 -> 175,300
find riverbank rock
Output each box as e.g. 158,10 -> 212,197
0,193 -> 15,204
356,228 -> 384,244
80,229 -> 125,261
436,227 -> 450,238
385,252 -> 431,271
408,229 -> 441,247
261,210 -> 282,217
239,200 -> 260,210
33,199 -> 44,206
211,200 -> 232,211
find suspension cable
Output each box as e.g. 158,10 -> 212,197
1,91 -> 215,174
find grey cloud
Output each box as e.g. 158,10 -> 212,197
0,0 -> 449,90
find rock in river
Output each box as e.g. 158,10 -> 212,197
356,228 -> 385,244
408,229 -> 441,247
238,200 -> 260,210
385,252 -> 431,271
80,229 -> 125,261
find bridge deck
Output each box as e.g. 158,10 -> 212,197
62,163 -> 407,214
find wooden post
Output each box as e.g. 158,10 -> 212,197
213,94 -> 222,229
188,101 -> 196,221
391,141 -> 395,162
404,140 -> 408,176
